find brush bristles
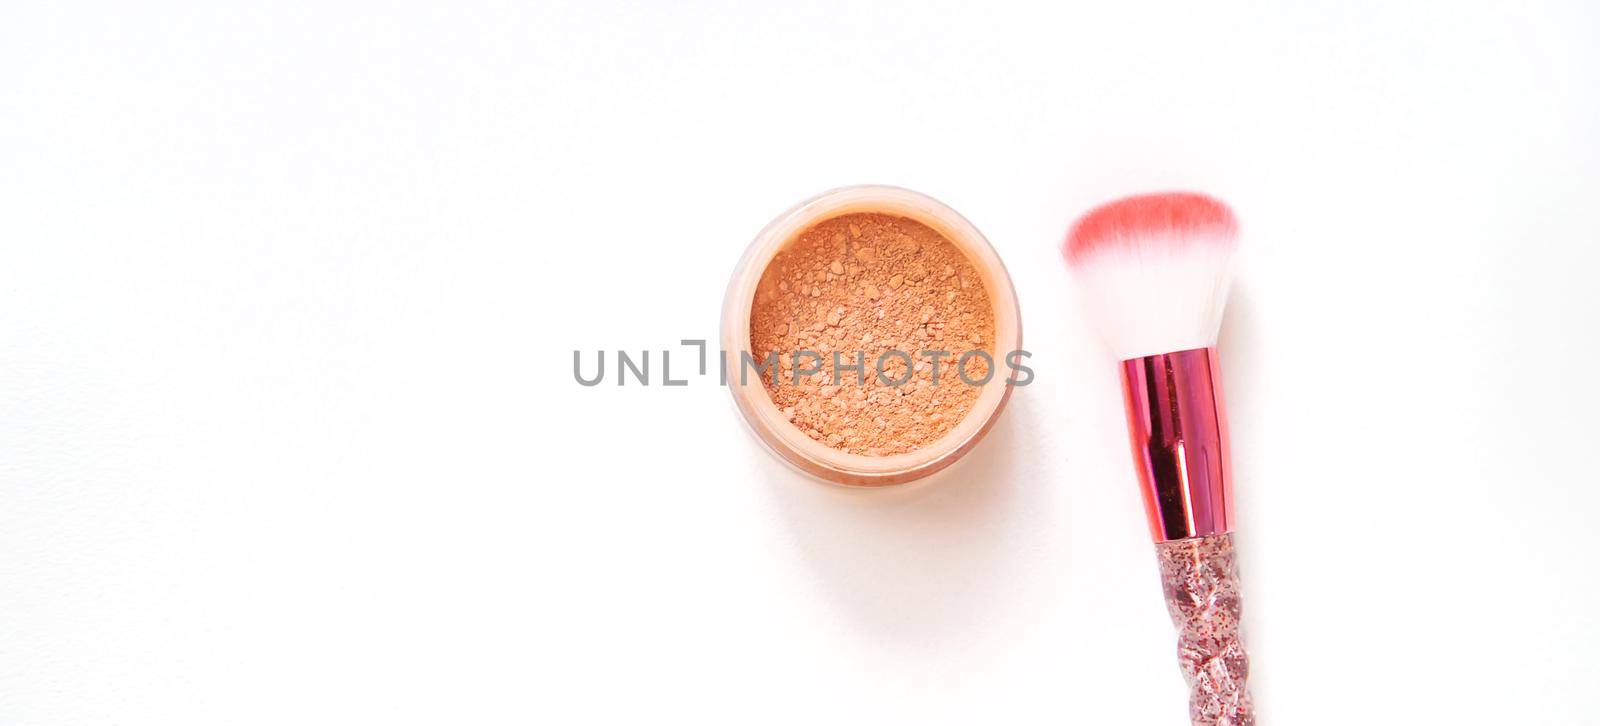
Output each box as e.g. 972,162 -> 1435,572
1062,192 -> 1238,360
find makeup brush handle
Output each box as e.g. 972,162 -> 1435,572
1155,533 -> 1254,726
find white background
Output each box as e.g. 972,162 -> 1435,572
3,1 -> 1598,724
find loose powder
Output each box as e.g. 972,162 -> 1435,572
749,212 -> 996,456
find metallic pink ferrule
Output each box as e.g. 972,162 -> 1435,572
1120,347 -> 1235,543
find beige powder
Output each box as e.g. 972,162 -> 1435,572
749,212 -> 996,456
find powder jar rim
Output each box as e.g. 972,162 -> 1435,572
721,185 -> 1022,487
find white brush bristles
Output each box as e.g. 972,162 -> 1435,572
1070,231 -> 1237,361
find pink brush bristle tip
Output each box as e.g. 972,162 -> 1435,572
1062,192 -> 1238,265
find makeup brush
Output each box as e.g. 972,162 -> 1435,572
1061,192 -> 1253,725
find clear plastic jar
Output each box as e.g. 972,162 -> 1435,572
721,185 -> 1022,486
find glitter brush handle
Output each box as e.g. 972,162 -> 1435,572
1120,350 -> 1253,722
1155,533 -> 1254,726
